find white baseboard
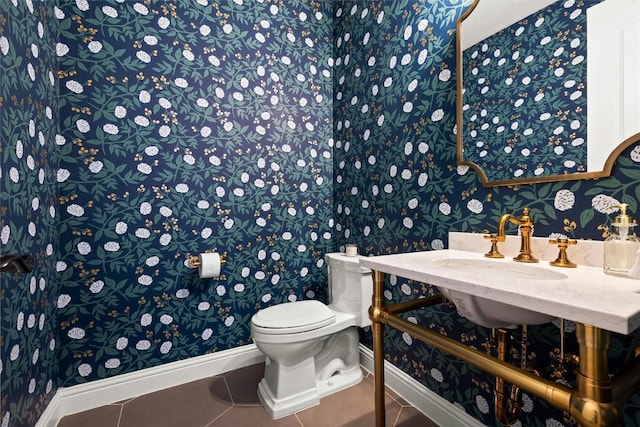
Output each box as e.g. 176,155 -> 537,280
37,343 -> 482,427
359,344 -> 484,427
36,344 -> 265,427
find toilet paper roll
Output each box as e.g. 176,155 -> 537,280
198,252 -> 221,278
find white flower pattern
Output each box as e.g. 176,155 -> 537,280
4,1 -> 640,426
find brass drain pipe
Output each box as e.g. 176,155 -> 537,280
495,329 -> 522,425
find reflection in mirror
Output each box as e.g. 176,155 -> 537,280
457,0 -> 640,186
588,0 -> 640,171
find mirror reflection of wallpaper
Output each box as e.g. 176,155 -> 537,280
462,0 -> 600,181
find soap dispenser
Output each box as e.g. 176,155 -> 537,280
604,203 -> 640,276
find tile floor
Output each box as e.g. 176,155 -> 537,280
57,363 -> 439,427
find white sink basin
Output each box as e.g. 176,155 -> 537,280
433,258 -> 568,281
433,258 -> 565,328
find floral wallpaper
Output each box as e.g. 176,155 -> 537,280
56,0 -> 334,387
333,0 -> 640,425
3,0 -> 640,426
462,0 -> 599,182
0,1 -> 60,426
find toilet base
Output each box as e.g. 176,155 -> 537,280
257,364 -> 363,419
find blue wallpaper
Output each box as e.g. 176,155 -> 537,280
56,0 -> 334,386
1,1 -> 60,426
462,0 -> 597,181
333,0 -> 640,425
2,0 -> 640,426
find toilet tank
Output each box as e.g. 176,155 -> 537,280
325,252 -> 373,327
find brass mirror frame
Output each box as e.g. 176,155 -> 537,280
456,0 -> 640,187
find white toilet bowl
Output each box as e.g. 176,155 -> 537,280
250,253 -> 372,419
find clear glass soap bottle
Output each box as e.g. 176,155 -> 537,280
604,203 -> 640,276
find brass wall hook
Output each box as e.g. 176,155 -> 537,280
549,238 -> 577,268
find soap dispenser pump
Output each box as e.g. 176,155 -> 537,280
604,203 -> 640,276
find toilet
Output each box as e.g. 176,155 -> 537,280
250,252 -> 373,419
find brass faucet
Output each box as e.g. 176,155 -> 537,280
495,207 -> 538,263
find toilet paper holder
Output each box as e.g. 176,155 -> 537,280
188,253 -> 227,269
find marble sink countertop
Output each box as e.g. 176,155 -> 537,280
359,232 -> 640,334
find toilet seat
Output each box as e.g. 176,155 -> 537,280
251,300 -> 336,335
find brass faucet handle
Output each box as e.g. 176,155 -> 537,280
484,234 -> 505,258
549,238 -> 577,268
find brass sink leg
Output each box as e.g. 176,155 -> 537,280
570,324 -> 622,426
370,270 -> 387,427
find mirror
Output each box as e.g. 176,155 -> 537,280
457,0 -> 640,186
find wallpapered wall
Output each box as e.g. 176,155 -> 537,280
3,0 -> 640,426
1,1 -> 60,427
333,0 -> 640,426
462,0 -> 593,181
56,0 -> 334,387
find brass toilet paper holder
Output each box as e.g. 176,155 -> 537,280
188,253 -> 227,269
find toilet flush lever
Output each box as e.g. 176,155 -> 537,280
0,255 -> 34,273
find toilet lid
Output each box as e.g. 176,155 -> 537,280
252,300 -> 336,334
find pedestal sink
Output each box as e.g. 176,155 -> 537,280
433,258 -> 566,328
